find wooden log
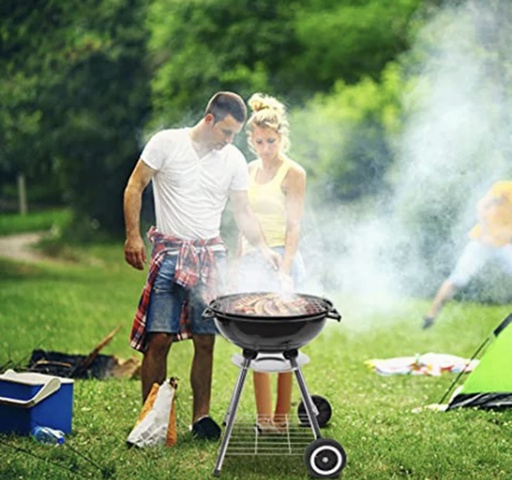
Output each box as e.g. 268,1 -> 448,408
71,325 -> 122,377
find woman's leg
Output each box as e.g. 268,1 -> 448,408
253,371 -> 273,428
274,372 -> 293,430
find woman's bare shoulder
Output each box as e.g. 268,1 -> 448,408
285,157 -> 307,179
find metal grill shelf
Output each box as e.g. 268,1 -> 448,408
225,418 -> 314,457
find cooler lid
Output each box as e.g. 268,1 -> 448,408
0,369 -> 74,385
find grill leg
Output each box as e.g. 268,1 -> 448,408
214,351 -> 254,476
288,353 -> 322,439
222,383 -> 237,427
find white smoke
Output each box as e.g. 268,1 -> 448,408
300,0 -> 512,320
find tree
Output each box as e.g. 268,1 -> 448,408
0,0 -> 151,236
146,0 -> 425,129
293,0 -> 423,88
0,1 -> 61,208
147,0 -> 299,128
290,63 -> 405,202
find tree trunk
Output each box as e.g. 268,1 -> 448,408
17,173 -> 27,215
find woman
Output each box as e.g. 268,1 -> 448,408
237,93 -> 307,432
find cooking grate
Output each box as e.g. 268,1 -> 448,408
223,293 -> 329,317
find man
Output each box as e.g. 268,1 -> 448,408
422,180 -> 512,329
123,91 -> 280,439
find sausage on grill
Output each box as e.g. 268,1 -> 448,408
229,293 -> 310,316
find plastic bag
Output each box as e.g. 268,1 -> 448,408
127,377 -> 178,448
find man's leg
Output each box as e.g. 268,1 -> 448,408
141,332 -> 173,402
424,279 -> 457,326
190,334 -> 215,423
141,254 -> 181,401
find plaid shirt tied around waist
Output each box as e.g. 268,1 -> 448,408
130,227 -> 225,352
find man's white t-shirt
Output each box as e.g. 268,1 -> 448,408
140,128 -> 248,240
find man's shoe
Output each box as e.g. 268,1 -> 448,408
192,416 -> 221,440
422,316 -> 435,330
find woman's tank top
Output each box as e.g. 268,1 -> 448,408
241,159 -> 291,254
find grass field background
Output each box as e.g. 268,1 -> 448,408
1,211 -> 512,479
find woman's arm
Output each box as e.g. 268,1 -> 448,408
281,161 -> 307,276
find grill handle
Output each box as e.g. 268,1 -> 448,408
202,307 -> 216,320
203,301 -> 341,322
326,307 -> 342,322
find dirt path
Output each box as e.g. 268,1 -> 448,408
0,232 -> 47,262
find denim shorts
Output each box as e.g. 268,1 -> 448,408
146,252 -> 227,336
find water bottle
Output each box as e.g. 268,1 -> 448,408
31,426 -> 66,445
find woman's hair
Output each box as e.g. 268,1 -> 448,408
246,93 -> 290,153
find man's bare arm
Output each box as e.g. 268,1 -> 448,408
230,190 -> 281,270
123,159 -> 155,270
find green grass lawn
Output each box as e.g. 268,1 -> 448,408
0,208 -> 72,236
1,233 -> 512,479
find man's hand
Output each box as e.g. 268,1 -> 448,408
278,271 -> 294,294
260,246 -> 281,272
124,236 -> 147,270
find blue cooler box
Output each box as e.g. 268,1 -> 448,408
0,369 -> 74,435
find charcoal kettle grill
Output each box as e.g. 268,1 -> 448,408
203,292 -> 347,478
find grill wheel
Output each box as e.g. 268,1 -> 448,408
304,438 -> 347,478
298,395 -> 333,428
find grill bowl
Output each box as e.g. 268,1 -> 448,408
203,292 -> 341,353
